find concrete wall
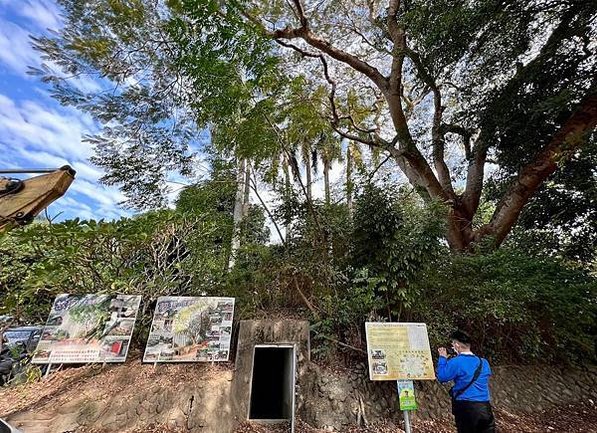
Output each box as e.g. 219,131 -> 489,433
231,320 -> 311,427
300,362 -> 597,431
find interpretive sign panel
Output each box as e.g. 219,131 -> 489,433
365,322 -> 434,381
143,296 -> 235,362
32,294 -> 141,364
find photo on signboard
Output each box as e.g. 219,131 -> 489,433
372,361 -> 388,375
371,349 -> 386,360
143,296 -> 235,363
32,294 -> 141,364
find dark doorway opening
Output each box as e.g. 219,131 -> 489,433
248,346 -> 295,422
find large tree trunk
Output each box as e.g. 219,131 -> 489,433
271,3 -> 597,253
229,158 -> 248,269
346,143 -> 353,216
476,93 -> 597,247
323,156 -> 331,205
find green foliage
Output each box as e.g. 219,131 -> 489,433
498,141 -> 597,264
0,211 -> 224,323
3,0 -> 596,372
413,248 -> 596,363
351,184 -> 446,318
30,0 -> 199,209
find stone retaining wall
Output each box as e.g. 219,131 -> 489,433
3,318 -> 596,433
299,362 -> 597,430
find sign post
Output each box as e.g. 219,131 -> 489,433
403,410 -> 412,433
364,322 -> 435,433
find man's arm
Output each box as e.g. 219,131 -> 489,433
436,349 -> 459,383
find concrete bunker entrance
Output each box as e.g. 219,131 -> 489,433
248,345 -> 296,423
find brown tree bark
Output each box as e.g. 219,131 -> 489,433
265,0 -> 597,251
475,93 -> 597,247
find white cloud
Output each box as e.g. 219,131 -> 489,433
0,1 -> 160,223
0,90 -> 127,221
0,20 -> 39,75
0,94 -> 93,159
0,2 -> 104,94
69,179 -> 126,207
18,0 -> 62,30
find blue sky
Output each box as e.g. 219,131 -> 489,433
0,0 -> 348,233
0,0 -> 128,221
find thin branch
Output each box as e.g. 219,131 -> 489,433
249,174 -> 286,245
367,152 -> 393,182
291,0 -> 308,27
274,39 -> 319,58
405,47 -> 454,195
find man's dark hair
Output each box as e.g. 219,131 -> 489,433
450,330 -> 471,346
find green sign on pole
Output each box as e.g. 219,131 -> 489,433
397,380 -> 417,411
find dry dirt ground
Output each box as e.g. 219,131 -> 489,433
1,359 -> 595,433
232,400 -> 597,433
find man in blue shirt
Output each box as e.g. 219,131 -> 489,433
437,331 -> 496,433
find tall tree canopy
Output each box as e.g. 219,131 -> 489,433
32,0 -> 597,252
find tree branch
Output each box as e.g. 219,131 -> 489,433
272,13 -> 388,91
481,92 -> 597,246
274,0 -> 446,201
291,0 -> 308,27
249,173 -> 286,245
405,47 -> 454,195
441,123 -> 472,159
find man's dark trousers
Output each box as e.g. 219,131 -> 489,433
452,400 -> 496,433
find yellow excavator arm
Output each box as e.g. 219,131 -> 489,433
0,166 -> 76,232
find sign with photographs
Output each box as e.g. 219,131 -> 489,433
365,322 -> 435,381
143,296 -> 235,363
32,294 -> 141,364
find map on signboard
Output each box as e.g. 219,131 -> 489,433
365,322 -> 435,381
32,294 -> 141,364
143,296 -> 235,363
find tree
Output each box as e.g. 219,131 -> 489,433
30,0 -> 201,209
32,0 -> 597,252
176,0 -> 596,250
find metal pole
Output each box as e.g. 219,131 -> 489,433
403,410 -> 412,433
0,169 -> 58,174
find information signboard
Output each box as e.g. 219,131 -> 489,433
32,294 -> 141,364
143,296 -> 235,362
365,322 -> 435,381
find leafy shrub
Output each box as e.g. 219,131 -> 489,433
413,248 -> 596,363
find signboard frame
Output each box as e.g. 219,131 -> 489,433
143,296 -> 235,363
364,322 -> 435,381
32,293 -> 141,364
